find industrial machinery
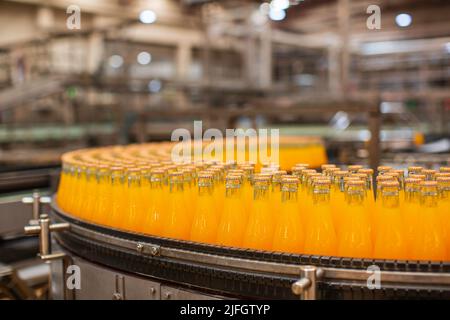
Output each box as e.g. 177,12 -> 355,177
16,199 -> 449,300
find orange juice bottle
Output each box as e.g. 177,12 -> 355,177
372,175 -> 394,241
243,176 -> 274,251
270,170 -> 285,218
107,166 -> 126,228
272,177 -> 304,254
330,170 -> 348,235
373,181 -> 408,260
89,164 -> 109,223
162,172 -> 191,240
190,173 -> 218,244
122,168 -> 142,231
181,168 -> 195,220
241,165 -> 254,213
81,164 -> 98,220
210,166 -> 225,219
437,176 -> 450,252
142,168 -> 166,236
303,179 -> 337,256
57,162 -> 70,210
63,162 -> 77,214
216,174 -> 246,247
302,171 -> 321,226
402,177 -> 422,259
139,165 -> 153,217
409,181 -> 447,261
72,164 -> 88,217
337,180 -> 372,258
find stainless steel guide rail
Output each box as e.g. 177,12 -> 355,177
49,199 -> 450,300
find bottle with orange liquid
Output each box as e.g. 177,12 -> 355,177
270,170 -> 285,217
243,175 -> 274,251
216,174 -> 247,247
241,165 -> 254,213
337,180 -> 372,258
106,166 -> 126,229
303,179 -> 337,256
330,170 -> 349,236
122,168 -> 143,231
81,164 -> 98,220
272,177 -> 304,254
373,180 -> 408,260
408,181 -> 447,261
57,162 -> 71,211
162,172 -> 191,240
89,164 -> 109,224
190,173 -> 218,244
402,177 -> 422,259
437,176 -> 450,252
72,164 -> 88,217
139,165 -> 153,215
142,168 -> 166,236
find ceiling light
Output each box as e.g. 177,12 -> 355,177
139,10 -> 157,24
395,13 -> 412,27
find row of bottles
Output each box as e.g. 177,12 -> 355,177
56,145 -> 450,261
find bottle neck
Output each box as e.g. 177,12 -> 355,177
281,190 -> 298,202
198,184 -> 213,196
128,175 -> 141,188
381,193 -> 400,208
254,186 -> 269,201
404,188 -> 420,203
226,186 -> 241,198
96,169 -> 109,183
346,189 -> 366,205
312,185 -> 330,204
170,182 -> 184,193
421,189 -> 438,207
150,179 -> 163,189
111,172 -> 124,185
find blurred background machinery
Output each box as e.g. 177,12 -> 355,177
0,0 -> 449,299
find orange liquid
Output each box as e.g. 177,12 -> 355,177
107,177 -> 126,229
303,203 -> 337,256
142,185 -> 165,236
82,172 -> 98,222
331,189 -> 345,236
437,196 -> 449,255
409,205 -> 447,261
270,187 -> 282,224
243,197 -> 274,251
57,168 -> 69,210
402,197 -> 420,259
373,205 -> 408,260
337,204 -> 372,258
272,201 -> 304,253
162,187 -> 191,240
190,190 -> 218,244
72,169 -> 86,217
216,192 -> 247,247
64,168 -> 77,214
96,173 -> 112,225
123,178 -> 143,231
